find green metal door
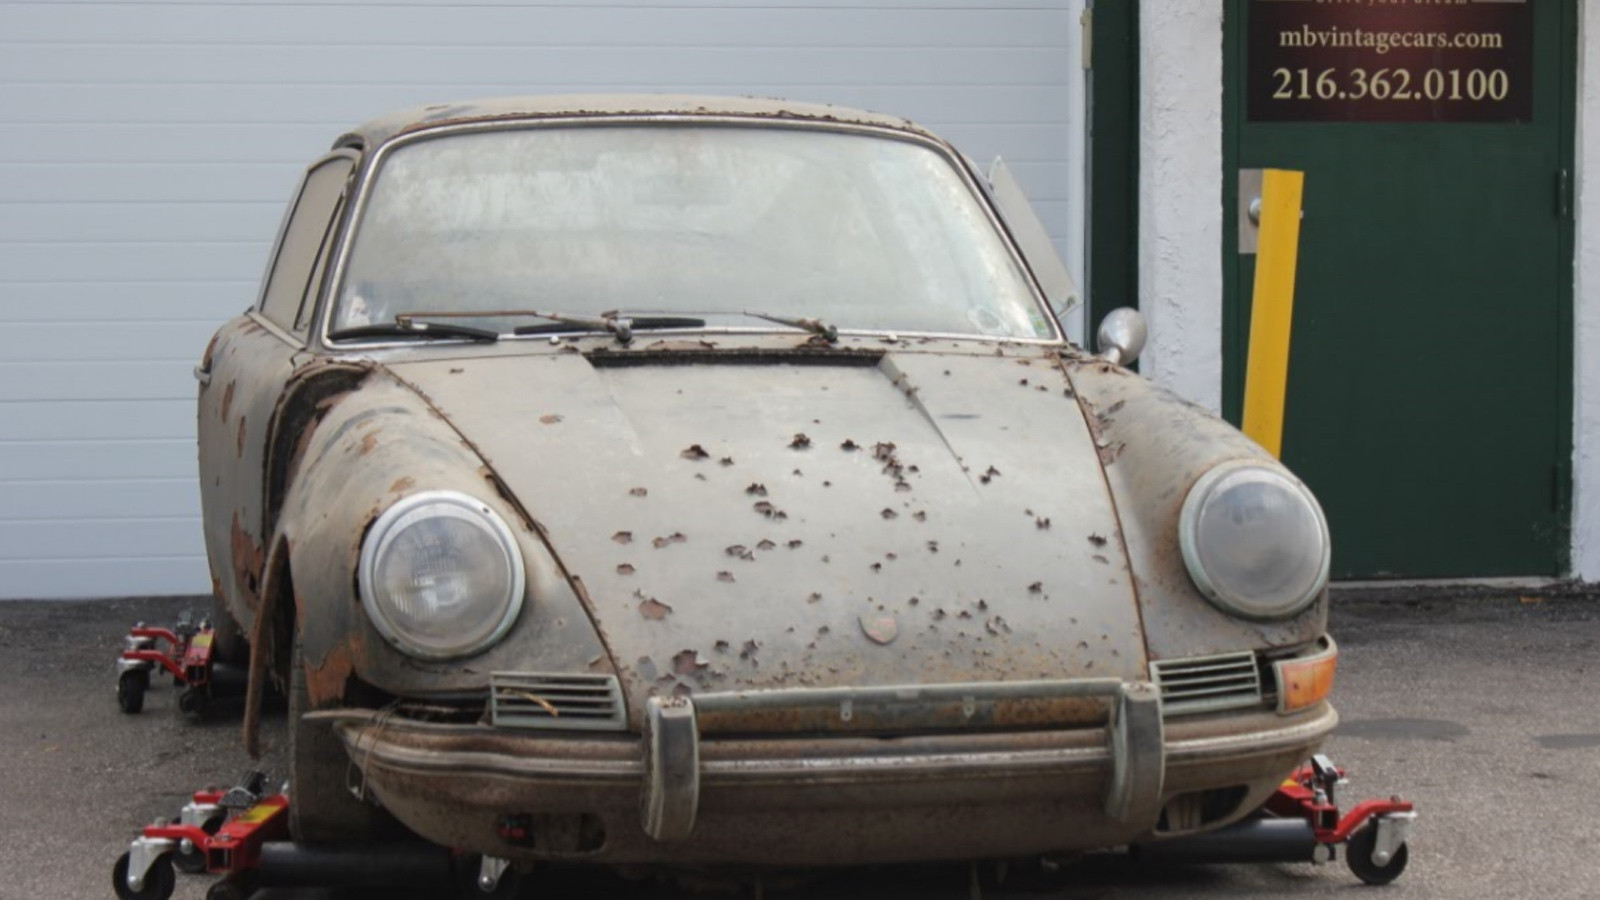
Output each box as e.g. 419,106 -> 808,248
1223,0 -> 1574,578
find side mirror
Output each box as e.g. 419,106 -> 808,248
1096,308 -> 1147,366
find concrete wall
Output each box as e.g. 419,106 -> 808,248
0,0 -> 1087,599
1575,0 -> 1599,580
1138,2 -> 1225,414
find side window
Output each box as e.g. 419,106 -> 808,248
259,156 -> 355,333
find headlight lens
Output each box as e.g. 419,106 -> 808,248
1178,462 -> 1330,620
359,491 -> 525,659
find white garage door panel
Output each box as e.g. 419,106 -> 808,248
0,559 -> 210,600
1,203 -> 281,244
0,132 -> 331,167
0,161 -> 280,201
10,46 -> 1073,87
0,322 -> 232,364
0,479 -> 201,520
1,0 -> 1085,599
8,4 -> 1065,46
0,243 -> 269,284
0,441 -> 196,481
0,362 -> 195,403
3,399 -> 194,442
1,283 -> 254,322
0,519 -> 202,561
9,77 -> 1068,127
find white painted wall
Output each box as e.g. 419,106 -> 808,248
0,0 -> 1087,599
1573,0 -> 1600,580
1137,0 -> 1225,414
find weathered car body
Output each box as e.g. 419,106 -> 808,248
197,96 -> 1338,872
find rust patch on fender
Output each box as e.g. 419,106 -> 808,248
389,476 -> 416,494
360,430 -> 381,456
304,642 -> 356,707
220,381 -> 236,423
229,511 -> 265,611
236,416 -> 248,457
201,332 -> 223,369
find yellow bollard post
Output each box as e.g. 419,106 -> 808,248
1242,169 -> 1305,460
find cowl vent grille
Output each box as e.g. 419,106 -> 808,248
1149,652 -> 1263,717
490,672 -> 628,731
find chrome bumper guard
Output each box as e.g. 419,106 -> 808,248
641,679 -> 1165,843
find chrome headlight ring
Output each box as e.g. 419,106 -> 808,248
358,490 -> 526,660
1178,460 -> 1331,621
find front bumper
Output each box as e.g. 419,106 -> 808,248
323,680 -> 1337,865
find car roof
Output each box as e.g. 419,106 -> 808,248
336,94 -> 937,150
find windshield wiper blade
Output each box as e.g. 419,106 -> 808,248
505,311 -> 706,344
328,321 -> 499,343
741,311 -> 839,343
514,315 -> 706,335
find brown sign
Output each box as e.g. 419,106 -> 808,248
1247,0 -> 1534,123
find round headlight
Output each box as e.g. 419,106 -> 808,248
1178,461 -> 1330,621
358,491 -> 525,659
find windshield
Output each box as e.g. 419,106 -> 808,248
332,123 -> 1054,340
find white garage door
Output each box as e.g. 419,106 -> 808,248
0,0 -> 1086,599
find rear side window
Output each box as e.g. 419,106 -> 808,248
259,156 -> 354,332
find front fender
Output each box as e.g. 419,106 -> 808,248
278,366 -> 613,707
1063,358 -> 1328,660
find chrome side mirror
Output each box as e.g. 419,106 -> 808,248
1096,308 -> 1147,366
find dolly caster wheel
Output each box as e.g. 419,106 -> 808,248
173,814 -> 224,874
457,854 -> 521,899
1346,821 -> 1409,885
112,851 -> 175,900
117,670 -> 149,714
178,687 -> 208,718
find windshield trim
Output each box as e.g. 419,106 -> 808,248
313,114 -> 1064,352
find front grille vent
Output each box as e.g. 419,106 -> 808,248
1149,652 -> 1263,717
490,672 -> 627,731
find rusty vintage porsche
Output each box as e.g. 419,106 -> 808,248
196,95 -> 1338,886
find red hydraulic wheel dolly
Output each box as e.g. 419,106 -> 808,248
1141,753 -> 1418,884
116,614 -> 241,716
113,771 -> 516,900
113,772 -> 287,900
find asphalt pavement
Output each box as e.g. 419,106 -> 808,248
2,591 -> 1596,900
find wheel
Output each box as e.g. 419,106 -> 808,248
173,814 -> 223,874
1346,821 -> 1409,885
112,851 -> 176,900
288,630 -> 404,842
117,669 -> 149,714
455,854 -> 522,899
178,686 -> 209,718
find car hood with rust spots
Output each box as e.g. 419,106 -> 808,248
384,341 -> 1146,705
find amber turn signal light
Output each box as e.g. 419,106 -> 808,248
1275,639 -> 1337,714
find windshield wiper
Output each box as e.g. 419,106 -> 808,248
328,321 -> 499,343
504,310 -> 706,345
741,311 -> 839,344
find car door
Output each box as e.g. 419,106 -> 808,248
198,152 -> 356,628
